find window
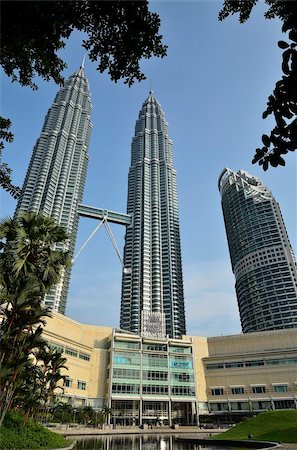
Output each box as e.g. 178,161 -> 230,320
143,354 -> 167,368
273,384 -> 288,393
113,368 -> 140,380
231,387 -> 244,395
114,352 -> 141,366
115,341 -> 140,350
266,359 -> 285,366
245,360 -> 264,367
79,353 -> 90,361
225,362 -> 244,368
77,381 -> 86,390
49,341 -> 64,353
65,348 -> 78,357
252,386 -> 266,394
211,388 -> 224,396
112,383 -> 140,394
143,343 -> 167,352
170,358 -> 193,369
171,386 -> 195,396
143,370 -> 168,381
169,346 -> 191,354
206,363 -> 224,370
64,378 -> 72,388
143,385 -> 168,395
287,358 -> 297,365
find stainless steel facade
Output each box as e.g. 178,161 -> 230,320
219,168 -> 297,333
15,67 -> 92,313
120,92 -> 186,338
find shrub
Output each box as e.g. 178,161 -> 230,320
0,411 -> 69,449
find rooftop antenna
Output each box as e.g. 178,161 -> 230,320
149,78 -> 153,94
81,53 -> 87,69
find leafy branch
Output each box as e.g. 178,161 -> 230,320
219,0 -> 297,170
0,117 -> 21,199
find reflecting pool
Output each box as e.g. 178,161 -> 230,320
73,434 -> 253,450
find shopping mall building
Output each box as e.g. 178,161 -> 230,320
43,312 -> 297,425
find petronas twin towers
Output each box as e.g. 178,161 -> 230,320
16,67 -> 92,313
121,92 -> 186,338
16,68 -> 186,338
16,66 -> 297,337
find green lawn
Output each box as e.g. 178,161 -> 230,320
0,412 -> 70,450
212,410 -> 297,443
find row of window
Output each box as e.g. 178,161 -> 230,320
64,378 -> 87,390
206,357 -> 297,370
112,368 -> 195,384
210,399 -> 296,412
114,352 -> 193,369
211,384 -> 292,396
112,384 -> 195,396
49,342 -> 91,361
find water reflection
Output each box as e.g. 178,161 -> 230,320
74,434 -> 239,450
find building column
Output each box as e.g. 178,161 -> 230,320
168,399 -> 172,427
139,398 -> 143,426
195,401 -> 199,426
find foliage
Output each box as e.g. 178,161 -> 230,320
1,0 -> 167,89
0,117 -> 21,199
51,403 -> 111,427
0,1 -> 167,200
219,0 -> 297,169
212,410 -> 297,443
14,347 -> 68,425
52,402 -> 74,424
0,411 -> 69,449
0,213 -> 71,426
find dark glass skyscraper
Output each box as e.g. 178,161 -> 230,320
219,168 -> 297,333
120,92 -> 186,338
15,66 -> 92,313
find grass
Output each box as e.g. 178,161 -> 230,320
212,410 -> 297,443
0,411 -> 70,449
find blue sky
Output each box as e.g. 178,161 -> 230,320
1,1 -> 296,337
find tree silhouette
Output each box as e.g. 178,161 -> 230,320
219,0 -> 297,170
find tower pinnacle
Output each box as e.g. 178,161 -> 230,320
81,53 -> 87,69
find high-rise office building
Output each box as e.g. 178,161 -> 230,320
218,168 -> 297,333
120,91 -> 186,339
16,66 -> 92,313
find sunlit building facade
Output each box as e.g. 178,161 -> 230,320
120,92 -> 186,339
15,67 -> 92,313
218,168 -> 297,333
43,312 -> 297,420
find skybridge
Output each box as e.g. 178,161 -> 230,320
77,204 -> 132,226
74,203 -> 132,273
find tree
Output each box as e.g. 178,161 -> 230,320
0,213 -> 71,426
219,0 -> 297,170
32,346 -> 68,423
102,404 -> 112,425
1,1 -> 167,89
0,118 -> 21,198
0,1 -> 167,199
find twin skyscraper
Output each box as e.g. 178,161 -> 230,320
15,67 -> 297,336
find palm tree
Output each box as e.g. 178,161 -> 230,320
35,345 -> 68,421
0,212 -> 71,426
102,405 -> 112,425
